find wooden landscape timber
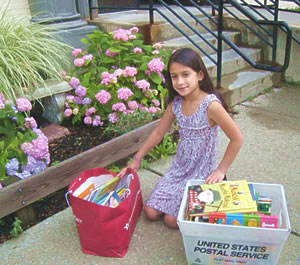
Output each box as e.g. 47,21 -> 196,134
0,119 -> 160,219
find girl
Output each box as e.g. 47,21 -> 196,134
117,48 -> 244,229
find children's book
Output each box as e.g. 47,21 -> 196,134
90,176 -> 120,203
73,174 -> 114,198
188,180 -> 257,217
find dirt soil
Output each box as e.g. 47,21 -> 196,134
0,120 -> 120,244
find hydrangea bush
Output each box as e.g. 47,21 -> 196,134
63,27 -> 172,125
0,93 -> 50,183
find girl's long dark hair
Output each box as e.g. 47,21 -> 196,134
166,48 -> 228,112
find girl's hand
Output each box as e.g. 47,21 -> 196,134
205,169 -> 225,184
116,159 -> 141,178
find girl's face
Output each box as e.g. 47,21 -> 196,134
169,62 -> 203,98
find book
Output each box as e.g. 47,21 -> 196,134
188,180 -> 257,217
208,212 -> 278,229
90,176 -> 120,203
73,174 -> 114,198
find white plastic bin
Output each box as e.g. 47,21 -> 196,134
177,180 -> 291,265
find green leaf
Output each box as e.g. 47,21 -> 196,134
150,72 -> 162,85
101,57 -> 116,64
109,47 -> 121,53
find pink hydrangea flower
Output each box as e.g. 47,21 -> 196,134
85,107 -> 96,116
136,79 -> 150,92
113,29 -> 130,42
112,102 -> 126,112
71,48 -> 82,57
152,50 -> 160,55
159,72 -> 166,84
74,58 -> 85,67
64,109 -> 73,117
105,49 -> 119,57
128,100 -> 138,110
130,27 -> 139,33
148,58 -> 164,73
16,98 -> 32,112
25,117 -> 37,129
152,99 -> 160,107
75,85 -> 86,97
144,70 -> 151,77
101,71 -> 110,80
108,112 -> 119,123
82,54 -> 93,61
113,68 -> 123,77
69,77 -> 80,89
117,87 -> 133,100
92,115 -> 103,126
0,93 -> 5,109
129,34 -> 136,40
101,71 -> 117,85
148,106 -> 157,113
84,116 -> 92,125
122,66 -> 137,77
133,47 -> 142,53
95,90 -> 111,104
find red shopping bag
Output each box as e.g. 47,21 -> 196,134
67,167 -> 143,257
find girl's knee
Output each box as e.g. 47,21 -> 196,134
164,215 -> 179,229
144,205 -> 163,221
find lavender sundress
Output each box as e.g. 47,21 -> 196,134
145,94 -> 220,217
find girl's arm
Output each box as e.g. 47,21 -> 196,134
205,101 -> 244,184
117,103 -> 176,177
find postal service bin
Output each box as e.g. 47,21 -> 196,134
177,180 -> 291,265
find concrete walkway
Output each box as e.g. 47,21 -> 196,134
0,84 -> 299,264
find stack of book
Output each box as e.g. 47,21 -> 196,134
73,174 -> 132,208
185,180 -> 278,229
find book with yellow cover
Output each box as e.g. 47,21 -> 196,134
188,180 -> 257,217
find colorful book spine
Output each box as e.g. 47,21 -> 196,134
208,212 -> 278,228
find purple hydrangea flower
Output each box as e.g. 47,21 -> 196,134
82,97 -> 91,105
75,85 -> 86,97
5,158 -> 19,176
73,96 -> 82,105
69,77 -> 80,89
